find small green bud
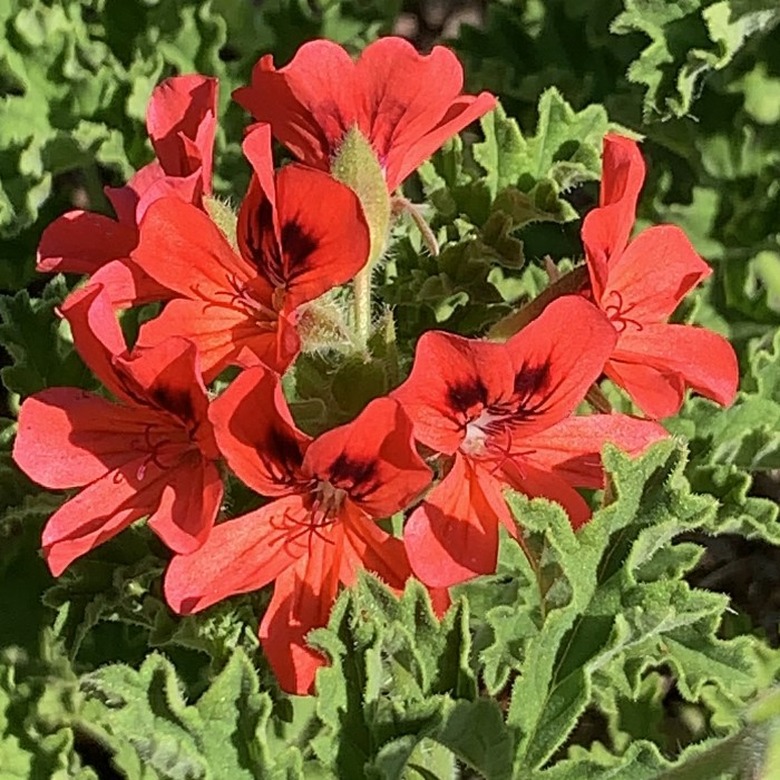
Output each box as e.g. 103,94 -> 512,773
330,126 -> 391,264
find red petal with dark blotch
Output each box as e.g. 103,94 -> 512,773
209,365 -> 310,497
303,397 -> 432,519
115,337 -> 211,434
392,330 -> 513,454
269,163 -> 370,309
503,296 -> 616,438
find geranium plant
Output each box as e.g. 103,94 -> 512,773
2,3 -> 780,778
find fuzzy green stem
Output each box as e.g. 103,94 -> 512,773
353,265 -> 373,352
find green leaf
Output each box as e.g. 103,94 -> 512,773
612,0 -> 780,121
505,441 -> 763,773
474,93 -> 617,214
0,275 -> 92,398
81,649 -> 311,779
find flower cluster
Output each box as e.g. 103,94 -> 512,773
14,37 -> 738,694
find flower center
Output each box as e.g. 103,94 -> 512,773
602,290 -> 643,334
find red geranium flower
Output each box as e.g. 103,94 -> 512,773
583,134 -> 739,418
12,286 -> 222,576
131,124 -> 370,380
37,75 -> 218,307
392,296 -> 667,588
164,366 -> 431,694
233,36 -> 496,192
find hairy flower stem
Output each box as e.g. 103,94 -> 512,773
353,265 -> 373,353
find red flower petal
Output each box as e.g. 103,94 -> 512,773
240,163 -> 371,311
13,388 -> 158,489
355,37 -> 495,189
303,397 -> 432,519
501,460 -> 592,529
147,75 -> 217,188
42,462 -> 164,576
518,414 -> 667,488
339,500 -> 411,591
136,298 -> 297,382
164,494 -> 310,614
132,197 -> 258,300
209,365 -> 310,497
503,296 -> 617,436
148,456 -> 223,554
59,286 -> 134,403
36,211 -> 137,275
258,556 -> 337,695
88,259 -> 173,309
404,456 -> 511,588
234,43 -> 356,172
610,323 -> 739,418
392,330 -> 513,454
601,225 -> 711,323
115,337 -> 210,430
583,134 -> 646,300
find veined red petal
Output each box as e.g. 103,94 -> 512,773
605,361 -> 685,420
392,330 -> 513,454
147,75 -> 217,186
36,211 -> 137,275
59,285 -> 133,403
13,388 -> 159,489
164,494 -> 310,614
601,225 -> 711,322
387,92 -> 496,191
135,298 -> 296,382
209,365 -> 310,497
132,197 -> 258,300
355,38 -> 494,189
88,259 -> 172,308
503,296 -> 616,436
500,460 -> 592,530
340,500 -> 411,590
258,556 -> 336,695
148,456 -> 223,554
610,323 -> 739,418
583,134 -> 646,300
404,456 -> 511,588
233,43 -> 356,170
303,397 -> 432,519
42,461 -> 165,576
518,414 -> 667,488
